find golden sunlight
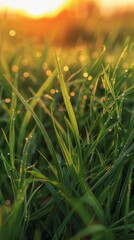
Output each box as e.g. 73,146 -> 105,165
0,0 -> 71,18
98,0 -> 134,12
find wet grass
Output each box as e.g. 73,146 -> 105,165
0,37 -> 134,240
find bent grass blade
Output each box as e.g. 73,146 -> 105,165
4,75 -> 62,180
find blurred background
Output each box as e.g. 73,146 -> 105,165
0,0 -> 134,46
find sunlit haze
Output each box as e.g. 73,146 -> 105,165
0,0 -> 72,18
97,0 -> 134,13
0,0 -> 134,18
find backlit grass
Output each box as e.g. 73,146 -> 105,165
0,35 -> 134,240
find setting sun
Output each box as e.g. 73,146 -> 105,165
0,0 -> 71,18
0,0 -> 134,18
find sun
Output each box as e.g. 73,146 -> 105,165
0,0 -> 71,18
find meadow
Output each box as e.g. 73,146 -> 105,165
0,14 -> 134,239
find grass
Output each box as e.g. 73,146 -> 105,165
0,32 -> 134,240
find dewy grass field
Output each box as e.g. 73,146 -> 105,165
0,6 -> 134,239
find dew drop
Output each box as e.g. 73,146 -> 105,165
23,72 -> 29,78
5,200 -> 11,205
83,95 -> 87,100
90,84 -> 94,89
83,72 -> 88,78
63,66 -> 69,72
9,29 -> 16,37
50,89 -> 55,95
5,98 -> 11,103
36,51 -> 42,58
46,70 -> 52,77
88,75 -> 92,81
70,91 -> 75,97
12,65 -> 19,73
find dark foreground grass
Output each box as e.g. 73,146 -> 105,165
0,40 -> 134,240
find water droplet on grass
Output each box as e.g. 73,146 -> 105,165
46,70 -> 52,77
88,75 -> 92,81
50,89 -> 56,95
5,98 -> 11,103
70,91 -> 75,97
5,200 -> 11,205
36,51 -> 42,58
12,65 -> 19,73
83,72 -> 88,78
23,72 -> 29,78
79,55 -> 85,62
90,84 -> 94,89
63,66 -> 69,72
83,95 -> 87,100
9,29 -> 16,37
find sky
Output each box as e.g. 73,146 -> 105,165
98,0 -> 134,11
0,0 -> 134,18
0,0 -> 71,17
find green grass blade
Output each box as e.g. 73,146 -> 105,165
55,54 -> 80,148
18,69 -> 57,150
9,76 -> 18,169
4,75 -> 62,179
